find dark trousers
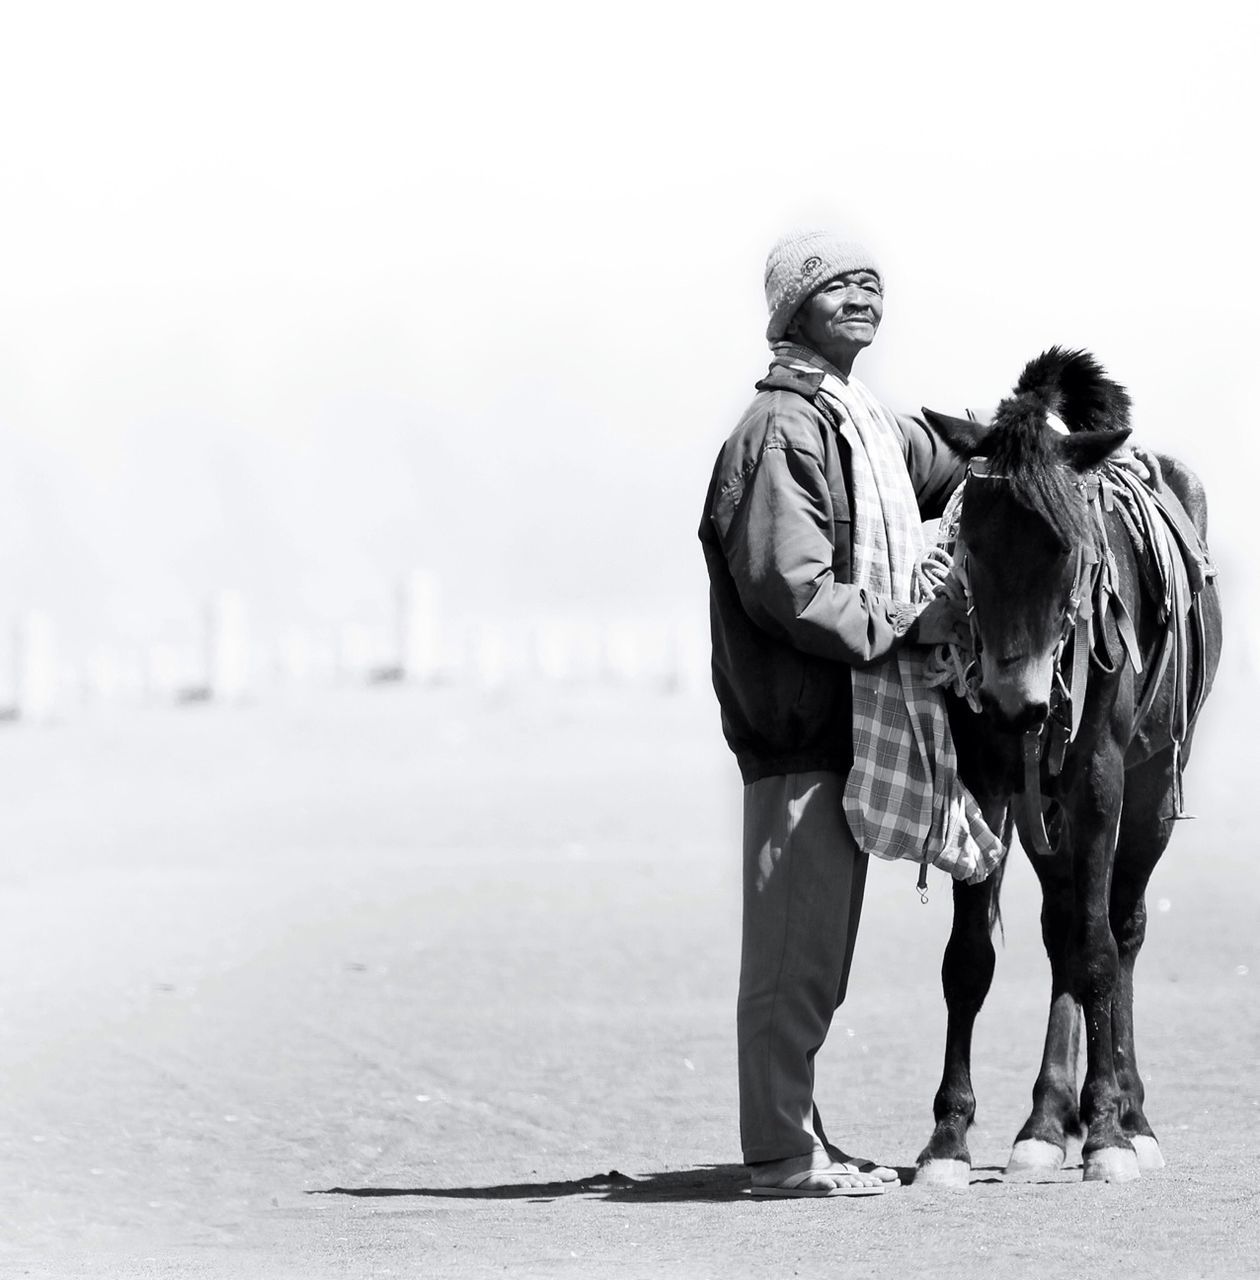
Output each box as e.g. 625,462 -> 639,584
737,771 -> 868,1163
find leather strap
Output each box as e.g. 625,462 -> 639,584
1019,727 -> 1056,857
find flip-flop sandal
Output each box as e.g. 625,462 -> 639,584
750,1168 -> 886,1198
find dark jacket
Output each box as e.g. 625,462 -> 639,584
699,360 -> 966,783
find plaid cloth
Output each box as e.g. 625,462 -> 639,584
772,345 -> 1003,884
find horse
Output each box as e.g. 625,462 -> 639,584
912,348 -> 1222,1186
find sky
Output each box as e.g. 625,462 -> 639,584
0,1 -> 1256,669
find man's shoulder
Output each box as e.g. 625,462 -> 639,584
726,380 -> 829,458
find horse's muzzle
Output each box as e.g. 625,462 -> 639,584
977,649 -> 1055,734
979,689 -> 1050,734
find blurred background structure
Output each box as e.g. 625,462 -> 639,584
0,1 -> 1257,727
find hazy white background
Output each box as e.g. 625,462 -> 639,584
1,0 -> 1256,679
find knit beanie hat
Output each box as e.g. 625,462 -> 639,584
763,230 -> 882,343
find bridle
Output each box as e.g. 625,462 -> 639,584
959,459 -> 1122,859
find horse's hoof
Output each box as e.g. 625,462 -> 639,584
1082,1146 -> 1141,1183
1005,1139 -> 1065,1180
913,1159 -> 970,1188
1130,1135 -> 1165,1171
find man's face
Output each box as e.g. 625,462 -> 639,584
789,271 -> 884,360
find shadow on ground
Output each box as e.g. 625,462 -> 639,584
309,1161 -> 926,1203
311,1166 -> 749,1203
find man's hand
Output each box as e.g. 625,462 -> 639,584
1112,444 -> 1165,491
906,594 -> 970,648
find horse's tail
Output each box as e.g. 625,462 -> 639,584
988,808 -> 1017,941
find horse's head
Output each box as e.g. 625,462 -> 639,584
925,349 -> 1132,733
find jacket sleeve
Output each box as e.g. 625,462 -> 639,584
894,412 -> 970,519
720,441 -> 916,666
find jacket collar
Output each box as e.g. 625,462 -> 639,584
756,361 -> 824,398
755,342 -> 850,398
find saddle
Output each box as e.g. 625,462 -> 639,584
1085,463 -> 1215,777
1025,461 -> 1216,850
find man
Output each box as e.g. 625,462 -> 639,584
699,229 -> 979,1198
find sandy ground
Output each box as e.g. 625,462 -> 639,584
1,676 -> 1257,1279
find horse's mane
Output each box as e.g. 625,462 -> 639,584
982,347 -> 1131,548
1014,346 -> 1132,434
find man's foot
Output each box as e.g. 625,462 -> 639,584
810,1105 -> 901,1185
749,1148 -> 886,1197
821,1142 -> 901,1186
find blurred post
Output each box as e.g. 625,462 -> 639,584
665,618 -> 708,696
571,620 -> 602,683
143,643 -> 186,702
275,627 -> 334,687
205,590 -> 250,701
336,622 -> 376,684
396,569 -> 440,683
84,648 -> 134,705
532,619 -> 574,683
473,625 -> 509,692
14,610 -> 59,721
602,620 -> 642,684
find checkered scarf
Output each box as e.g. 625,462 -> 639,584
772,345 -> 1003,884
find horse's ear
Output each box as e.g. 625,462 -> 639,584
1057,427 -> 1132,472
922,408 -> 991,459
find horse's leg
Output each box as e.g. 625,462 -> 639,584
915,870 -> 1000,1187
1110,749 -> 1178,1172
1006,845 -> 1084,1178
1071,743 -> 1140,1183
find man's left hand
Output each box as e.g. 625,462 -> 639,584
906,595 -> 970,648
